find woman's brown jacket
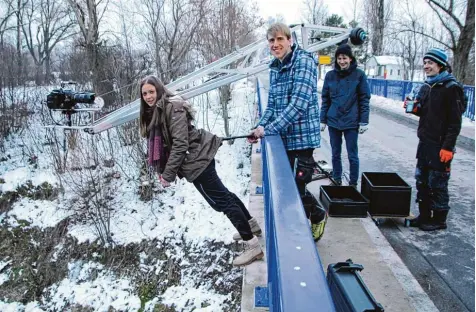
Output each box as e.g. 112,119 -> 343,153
157,95 -> 223,182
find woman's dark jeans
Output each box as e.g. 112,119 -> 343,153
193,159 -> 253,240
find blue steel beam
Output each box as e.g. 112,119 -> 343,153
260,135 -> 335,311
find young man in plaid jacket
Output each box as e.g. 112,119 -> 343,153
249,22 -> 325,241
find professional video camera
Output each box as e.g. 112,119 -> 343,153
46,81 -> 96,111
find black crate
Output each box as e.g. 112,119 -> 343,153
361,172 -> 411,217
327,259 -> 384,312
319,186 -> 368,218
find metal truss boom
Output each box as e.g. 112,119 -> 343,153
86,24 -> 364,134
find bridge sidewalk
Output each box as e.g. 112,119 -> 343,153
241,143 -> 438,311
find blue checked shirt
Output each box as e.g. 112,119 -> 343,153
257,44 -> 321,151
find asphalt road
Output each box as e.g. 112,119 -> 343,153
319,106 -> 475,312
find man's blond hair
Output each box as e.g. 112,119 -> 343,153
266,23 -> 291,40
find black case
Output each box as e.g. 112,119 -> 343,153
327,259 -> 384,312
361,172 -> 411,217
319,186 -> 368,218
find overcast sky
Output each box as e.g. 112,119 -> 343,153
258,0 -> 359,24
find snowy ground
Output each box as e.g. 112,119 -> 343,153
0,79 -> 257,311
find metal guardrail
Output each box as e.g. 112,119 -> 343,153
255,79 -> 335,311
367,78 -> 475,121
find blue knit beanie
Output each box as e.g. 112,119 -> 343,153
424,48 -> 448,66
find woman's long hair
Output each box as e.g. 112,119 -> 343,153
139,75 -> 195,138
139,76 -> 174,138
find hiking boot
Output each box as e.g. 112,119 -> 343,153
232,236 -> 264,266
311,217 -> 327,242
410,201 -> 431,227
232,217 -> 262,241
420,210 -> 448,231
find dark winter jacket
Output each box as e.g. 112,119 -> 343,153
258,44 -> 321,151
157,95 -> 223,183
320,60 -> 371,130
413,79 -> 464,151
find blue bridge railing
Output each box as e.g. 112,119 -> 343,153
368,78 -> 475,121
256,79 -> 335,311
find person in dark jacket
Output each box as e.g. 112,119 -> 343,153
139,75 -> 263,266
320,44 -> 371,187
403,48 -> 464,231
248,22 -> 326,242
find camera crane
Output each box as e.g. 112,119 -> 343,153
43,24 -> 367,134
44,81 -> 104,130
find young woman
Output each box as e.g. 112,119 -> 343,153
139,75 -> 263,266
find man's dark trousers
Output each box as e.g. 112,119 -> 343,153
328,126 -> 359,185
286,148 -> 323,224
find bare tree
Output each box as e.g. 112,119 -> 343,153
66,0 -> 109,92
302,0 -> 328,25
364,0 -> 392,55
197,0 -> 262,137
21,0 -> 76,84
140,0 -> 208,84
0,0 -> 17,91
423,0 -> 475,84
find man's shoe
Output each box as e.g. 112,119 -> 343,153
311,218 -> 327,242
233,217 -> 262,241
330,179 -> 342,186
411,202 -> 431,227
420,210 -> 448,231
232,236 -> 264,266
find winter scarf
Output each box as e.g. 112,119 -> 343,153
425,70 -> 455,85
147,95 -> 169,174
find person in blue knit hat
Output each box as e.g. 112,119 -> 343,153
403,47 -> 466,231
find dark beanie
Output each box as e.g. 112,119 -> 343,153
424,48 -> 448,66
335,44 -> 353,59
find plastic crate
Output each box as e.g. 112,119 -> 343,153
319,186 -> 368,218
361,172 -> 411,217
327,259 -> 384,312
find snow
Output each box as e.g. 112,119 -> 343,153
369,93 -> 475,132
0,78 -> 256,311
0,167 -> 59,193
43,261 -> 141,312
160,285 -> 232,312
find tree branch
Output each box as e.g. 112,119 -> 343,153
427,0 -> 463,30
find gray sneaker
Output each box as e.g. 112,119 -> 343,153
232,217 -> 262,241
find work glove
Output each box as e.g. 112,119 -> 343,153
320,123 -> 327,132
439,149 -> 453,163
358,123 -> 369,134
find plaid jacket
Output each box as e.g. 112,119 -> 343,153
258,44 -> 320,151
